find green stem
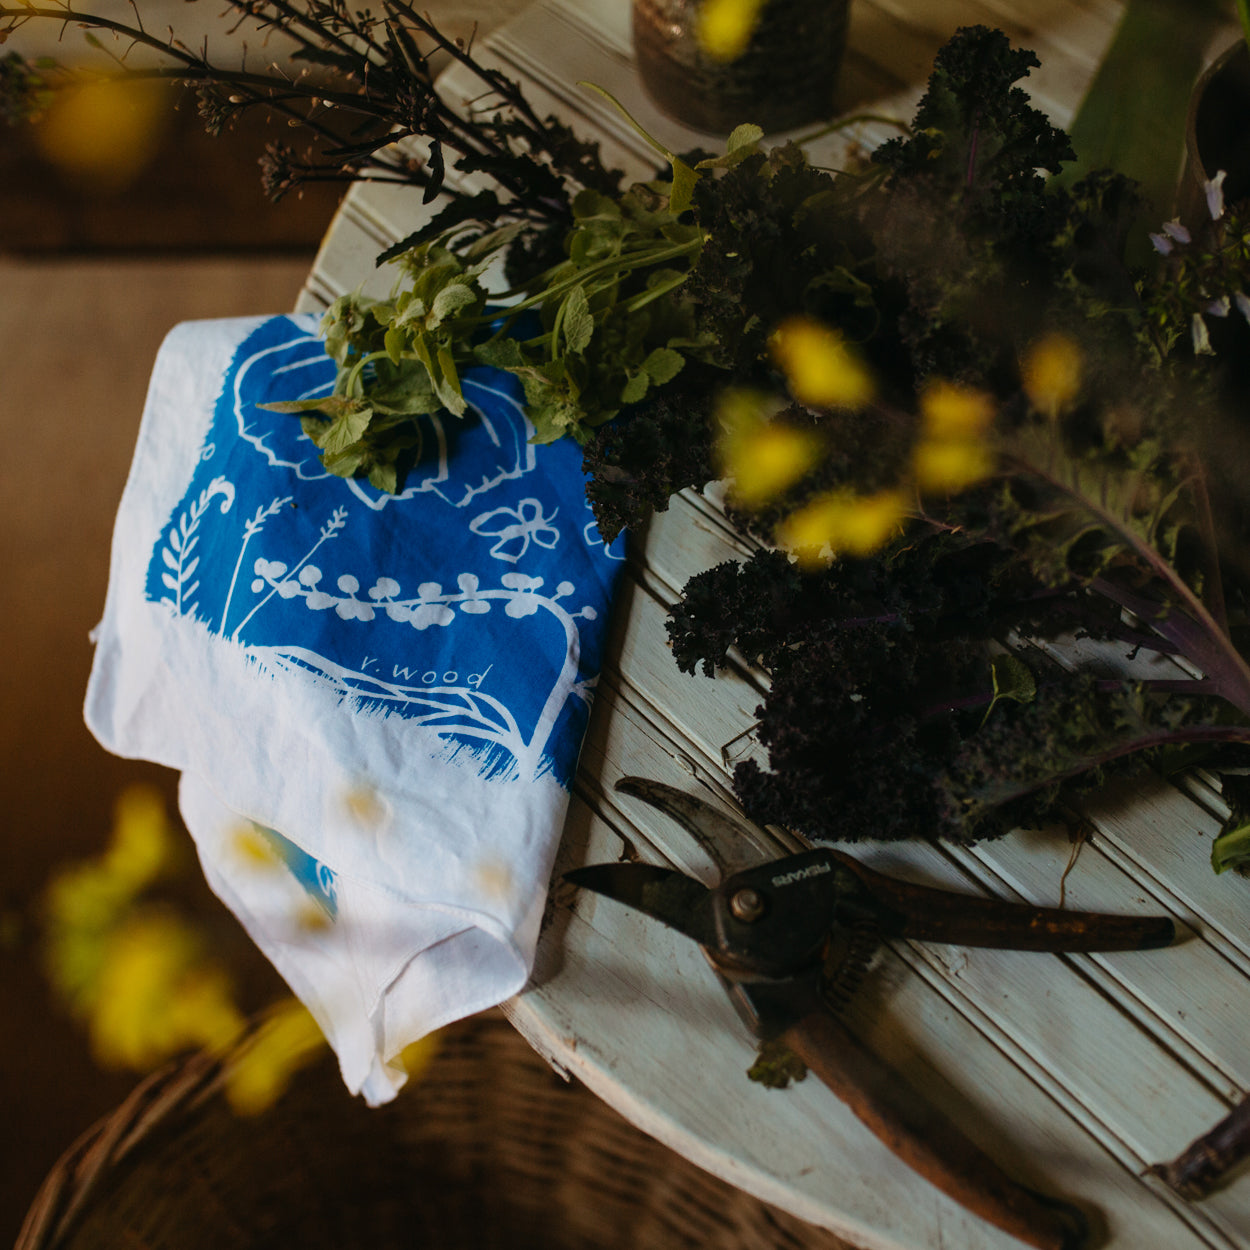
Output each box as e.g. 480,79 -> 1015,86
792,112 -> 910,148
344,350 -> 391,397
499,236 -> 703,316
621,269 -> 691,314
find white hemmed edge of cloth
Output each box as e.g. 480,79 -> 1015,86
180,771 -> 542,1104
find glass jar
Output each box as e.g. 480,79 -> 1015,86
632,0 -> 850,135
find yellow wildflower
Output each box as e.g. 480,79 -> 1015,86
1022,332 -> 1082,417
343,784 -> 386,827
230,823 -> 283,871
225,999 -> 326,1116
44,785 -> 172,961
88,911 -> 215,1069
697,0 -> 766,62
778,489 -> 908,565
913,379 -> 995,493
770,316 -> 875,410
919,379 -> 994,438
45,862 -> 129,941
294,900 -> 334,932
473,858 -> 515,902
716,389 -> 822,508
164,965 -> 247,1053
103,784 -> 173,890
912,438 -> 995,494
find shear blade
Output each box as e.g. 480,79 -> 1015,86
564,862 -> 718,946
614,775 -> 777,879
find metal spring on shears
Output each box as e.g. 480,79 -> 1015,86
820,918 -> 881,1015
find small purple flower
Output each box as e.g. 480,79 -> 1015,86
1149,232 -> 1173,256
1205,170 -> 1227,221
1162,219 -> 1191,244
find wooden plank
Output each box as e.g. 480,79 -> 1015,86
510,785 -> 1234,1250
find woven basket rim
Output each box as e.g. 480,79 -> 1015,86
15,1011 -> 858,1250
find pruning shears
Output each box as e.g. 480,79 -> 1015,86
566,777 -> 1177,1250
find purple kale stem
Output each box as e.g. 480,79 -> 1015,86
1191,456 -> 1228,634
976,721 -> 1250,811
1149,1096 -> 1250,1200
1005,449 -> 1250,716
1092,575 -> 1250,715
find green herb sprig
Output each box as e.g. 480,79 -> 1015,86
266,117 -> 775,479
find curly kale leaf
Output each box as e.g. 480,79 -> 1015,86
873,26 -> 1074,227
669,531 -> 1250,845
669,526 -> 1029,676
582,362 -> 721,545
733,622 -> 991,844
865,27 -> 1083,382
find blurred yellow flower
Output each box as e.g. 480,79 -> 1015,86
1022,332 -> 1082,417
294,900 -> 334,932
919,379 -> 994,438
778,489 -> 908,564
770,316 -> 875,410
913,379 -> 996,492
912,437 -> 995,494
34,74 -> 170,193
165,966 -> 247,1053
473,857 -> 516,903
44,785 -> 176,1011
343,784 -> 386,827
397,1032 -> 441,1083
45,862 -> 130,944
89,912 -> 243,1070
698,0 -> 766,61
225,999 -> 326,1116
716,389 -> 822,508
102,784 -> 173,890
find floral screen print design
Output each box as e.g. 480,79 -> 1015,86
144,314 -> 626,786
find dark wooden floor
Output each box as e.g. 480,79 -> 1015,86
0,92 -> 343,1243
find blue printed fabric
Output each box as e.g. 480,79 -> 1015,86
143,314 -> 624,786
86,314 -> 628,1101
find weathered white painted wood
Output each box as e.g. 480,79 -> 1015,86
297,2 -> 1250,1247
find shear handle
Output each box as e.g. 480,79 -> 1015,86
782,1005 -> 1088,1250
829,851 -> 1174,952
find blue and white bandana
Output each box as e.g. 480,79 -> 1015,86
87,314 -> 625,1101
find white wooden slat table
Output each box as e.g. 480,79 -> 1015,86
295,3 -> 1250,1247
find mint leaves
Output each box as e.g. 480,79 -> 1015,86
271,154 -> 714,477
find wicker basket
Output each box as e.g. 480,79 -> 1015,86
17,1011 -> 858,1250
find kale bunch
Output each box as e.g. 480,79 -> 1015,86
605,26 -> 1250,865
670,526 -> 1243,847
583,26 -> 1155,542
